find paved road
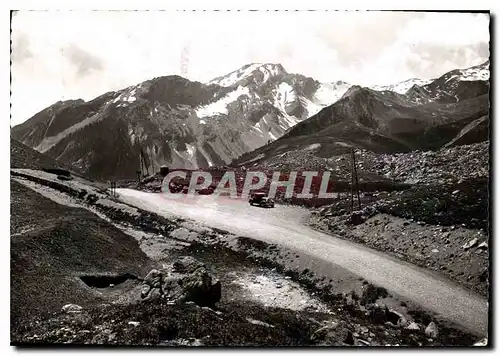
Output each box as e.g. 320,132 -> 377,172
117,189 -> 488,336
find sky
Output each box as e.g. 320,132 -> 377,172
10,10 -> 490,125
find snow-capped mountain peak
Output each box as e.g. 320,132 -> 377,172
209,63 -> 286,87
451,60 -> 490,82
371,78 -> 433,94
203,64 -> 350,132
371,60 -> 489,95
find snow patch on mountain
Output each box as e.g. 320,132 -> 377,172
301,98 -> 323,118
209,64 -> 262,87
253,122 -> 264,134
112,86 -> 139,105
269,82 -> 303,130
274,82 -> 296,111
315,82 -> 351,104
301,82 -> 351,117
195,86 -> 250,118
258,64 -> 283,83
259,67 -> 270,83
456,65 -> 490,81
371,78 -> 433,94
209,63 -> 285,87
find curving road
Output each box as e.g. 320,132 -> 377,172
116,189 -> 488,336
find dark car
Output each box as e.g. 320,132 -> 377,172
249,192 -> 275,208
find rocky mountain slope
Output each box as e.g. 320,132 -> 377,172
11,64 -> 350,180
233,61 -> 490,168
308,141 -> 489,297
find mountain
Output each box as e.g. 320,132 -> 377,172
233,61 -> 490,169
370,60 -> 489,95
12,61 -> 489,179
371,78 -> 433,94
11,63 -> 350,180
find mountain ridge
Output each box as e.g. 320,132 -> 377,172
12,63 -> 351,179
12,61 -> 489,180
232,61 -> 490,169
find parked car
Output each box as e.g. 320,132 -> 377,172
249,192 -> 275,208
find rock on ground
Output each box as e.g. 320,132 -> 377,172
425,322 -> 439,338
141,256 -> 222,307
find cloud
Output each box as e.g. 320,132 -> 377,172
314,12 -> 425,67
11,33 -> 32,63
10,10 -> 490,125
405,42 -> 490,78
62,45 -> 104,77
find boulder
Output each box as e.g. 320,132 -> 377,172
141,269 -> 165,299
478,241 -> 488,250
310,321 -> 339,343
173,256 -> 205,274
62,304 -> 83,313
473,337 -> 488,346
385,309 -> 407,327
405,322 -> 420,331
425,322 -> 439,338
347,211 -> 366,226
463,238 -> 478,250
176,269 -> 222,307
141,257 -> 222,307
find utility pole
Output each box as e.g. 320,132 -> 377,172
140,148 -> 149,176
110,181 -> 116,198
350,150 -> 354,213
138,152 -> 143,180
351,148 -> 362,211
150,149 -> 155,175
